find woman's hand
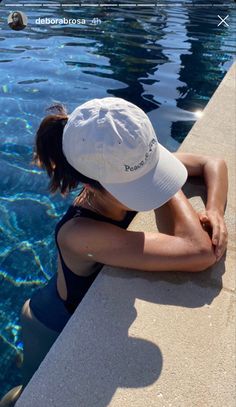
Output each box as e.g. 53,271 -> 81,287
198,209 -> 228,261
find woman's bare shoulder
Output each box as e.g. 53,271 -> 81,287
57,215 -> 127,247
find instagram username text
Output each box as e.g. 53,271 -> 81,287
36,17 -> 89,25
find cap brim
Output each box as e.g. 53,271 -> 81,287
102,144 -> 188,211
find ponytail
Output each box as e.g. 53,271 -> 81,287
32,103 -> 105,195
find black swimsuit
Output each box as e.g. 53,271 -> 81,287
29,204 -> 137,333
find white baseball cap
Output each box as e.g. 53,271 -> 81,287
62,97 -> 187,211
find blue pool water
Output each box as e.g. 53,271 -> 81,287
0,0 -> 235,396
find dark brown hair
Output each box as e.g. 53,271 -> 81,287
32,103 -> 105,195
10,12 -> 25,29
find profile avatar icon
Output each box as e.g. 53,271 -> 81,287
8,11 -> 28,31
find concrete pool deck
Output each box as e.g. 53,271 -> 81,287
16,62 -> 236,407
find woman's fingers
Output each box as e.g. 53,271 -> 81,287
215,224 -> 228,260
199,212 -> 208,223
211,222 -> 220,246
198,211 -> 228,261
208,213 -> 223,258
212,215 -> 228,260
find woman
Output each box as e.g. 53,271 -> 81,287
0,97 -> 228,406
8,12 -> 26,31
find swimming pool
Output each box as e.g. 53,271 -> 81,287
0,0 -> 235,396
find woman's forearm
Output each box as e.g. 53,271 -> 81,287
174,153 -> 228,214
203,158 -> 228,214
154,190 -> 216,271
174,153 -> 228,260
155,190 -> 212,242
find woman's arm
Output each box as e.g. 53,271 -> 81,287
174,153 -> 228,212
174,153 -> 228,260
61,190 -> 216,273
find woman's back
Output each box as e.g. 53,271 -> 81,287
55,202 -> 138,313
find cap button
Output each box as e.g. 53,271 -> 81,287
97,107 -> 109,124
100,107 -> 108,114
